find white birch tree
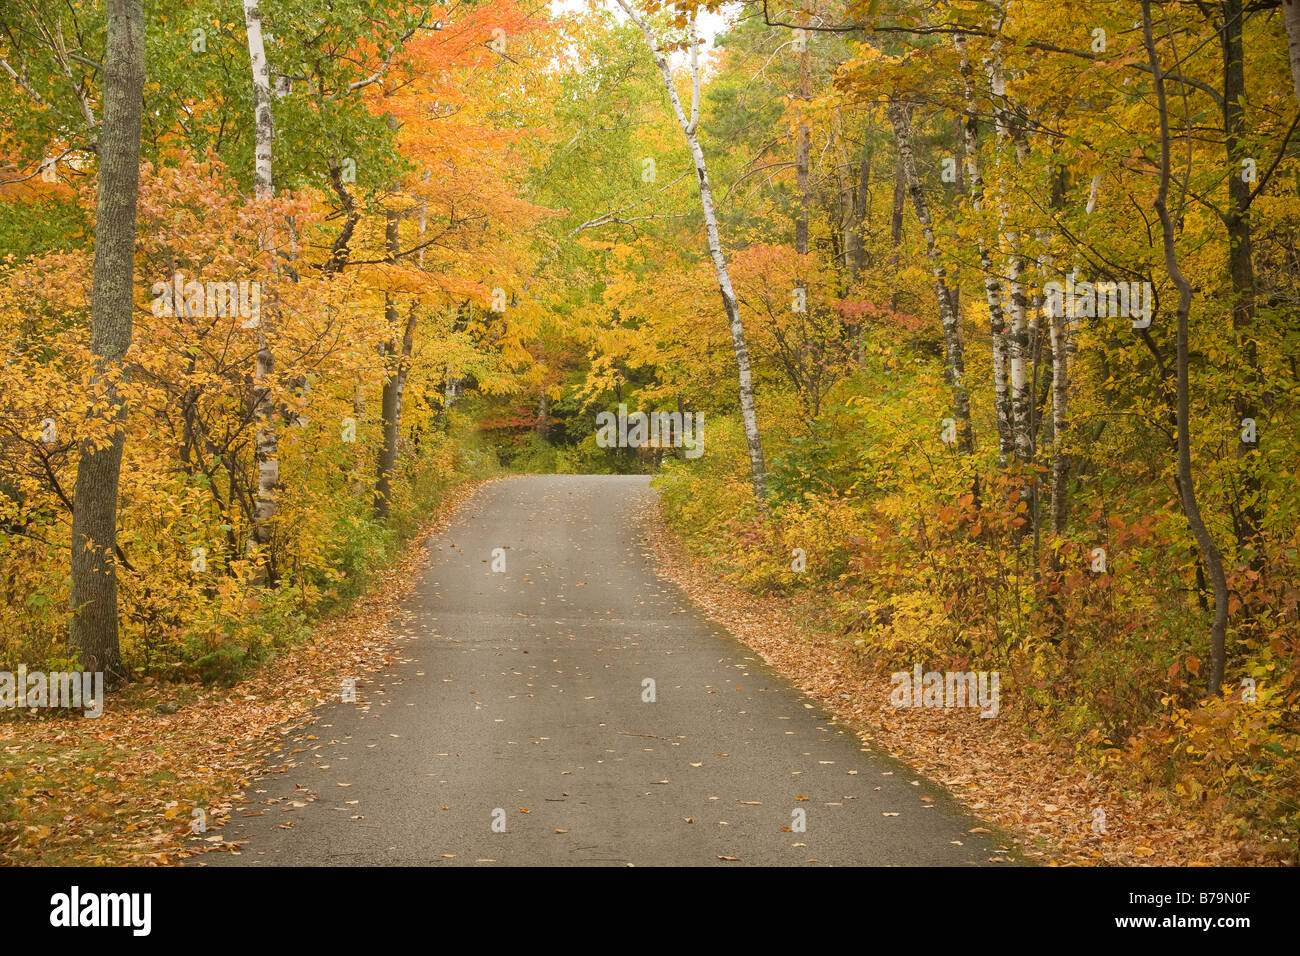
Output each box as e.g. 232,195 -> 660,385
613,0 -> 767,500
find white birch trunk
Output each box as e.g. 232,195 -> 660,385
1049,172 -> 1100,535
957,34 -> 1012,463
1285,0 -> 1300,109
244,0 -> 273,202
984,7 -> 1035,464
243,0 -> 279,578
614,0 -> 767,499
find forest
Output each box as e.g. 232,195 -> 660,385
1,0 -> 1297,867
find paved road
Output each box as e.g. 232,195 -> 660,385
204,475 -> 1013,866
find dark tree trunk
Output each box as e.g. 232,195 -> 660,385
375,210 -> 414,518
1221,0 -> 1262,568
890,146 -> 906,312
888,99 -> 974,457
69,0 -> 145,686
847,147 -> 869,278
535,392 -> 551,440
1143,0 -> 1230,695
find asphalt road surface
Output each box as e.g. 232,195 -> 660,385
203,475 -> 1014,866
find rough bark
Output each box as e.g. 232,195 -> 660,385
374,317 -> 400,518
323,158 -> 360,275
1143,0 -> 1229,695
889,159 -> 905,247
375,324 -> 415,519
616,1 -> 767,499
889,131 -> 906,312
795,0 -> 811,257
535,392 -> 551,440
1221,0 -> 1262,566
847,145 -> 869,279
375,210 -> 415,518
69,0 -> 145,685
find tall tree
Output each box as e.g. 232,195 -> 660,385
887,98 -> 974,457
614,0 -> 767,500
242,0 -> 279,581
795,0 -> 812,257
984,17 -> 1034,464
1142,0 -> 1230,695
1284,0 -> 1300,107
375,208 -> 416,518
956,33 -> 1012,463
1049,172 -> 1099,545
1218,0 -> 1262,566
68,0 -> 145,685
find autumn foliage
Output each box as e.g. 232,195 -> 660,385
1,0 -> 1298,862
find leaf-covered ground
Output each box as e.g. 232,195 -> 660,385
0,480 -> 486,866
2,477 -> 1281,866
637,502 -> 1282,867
